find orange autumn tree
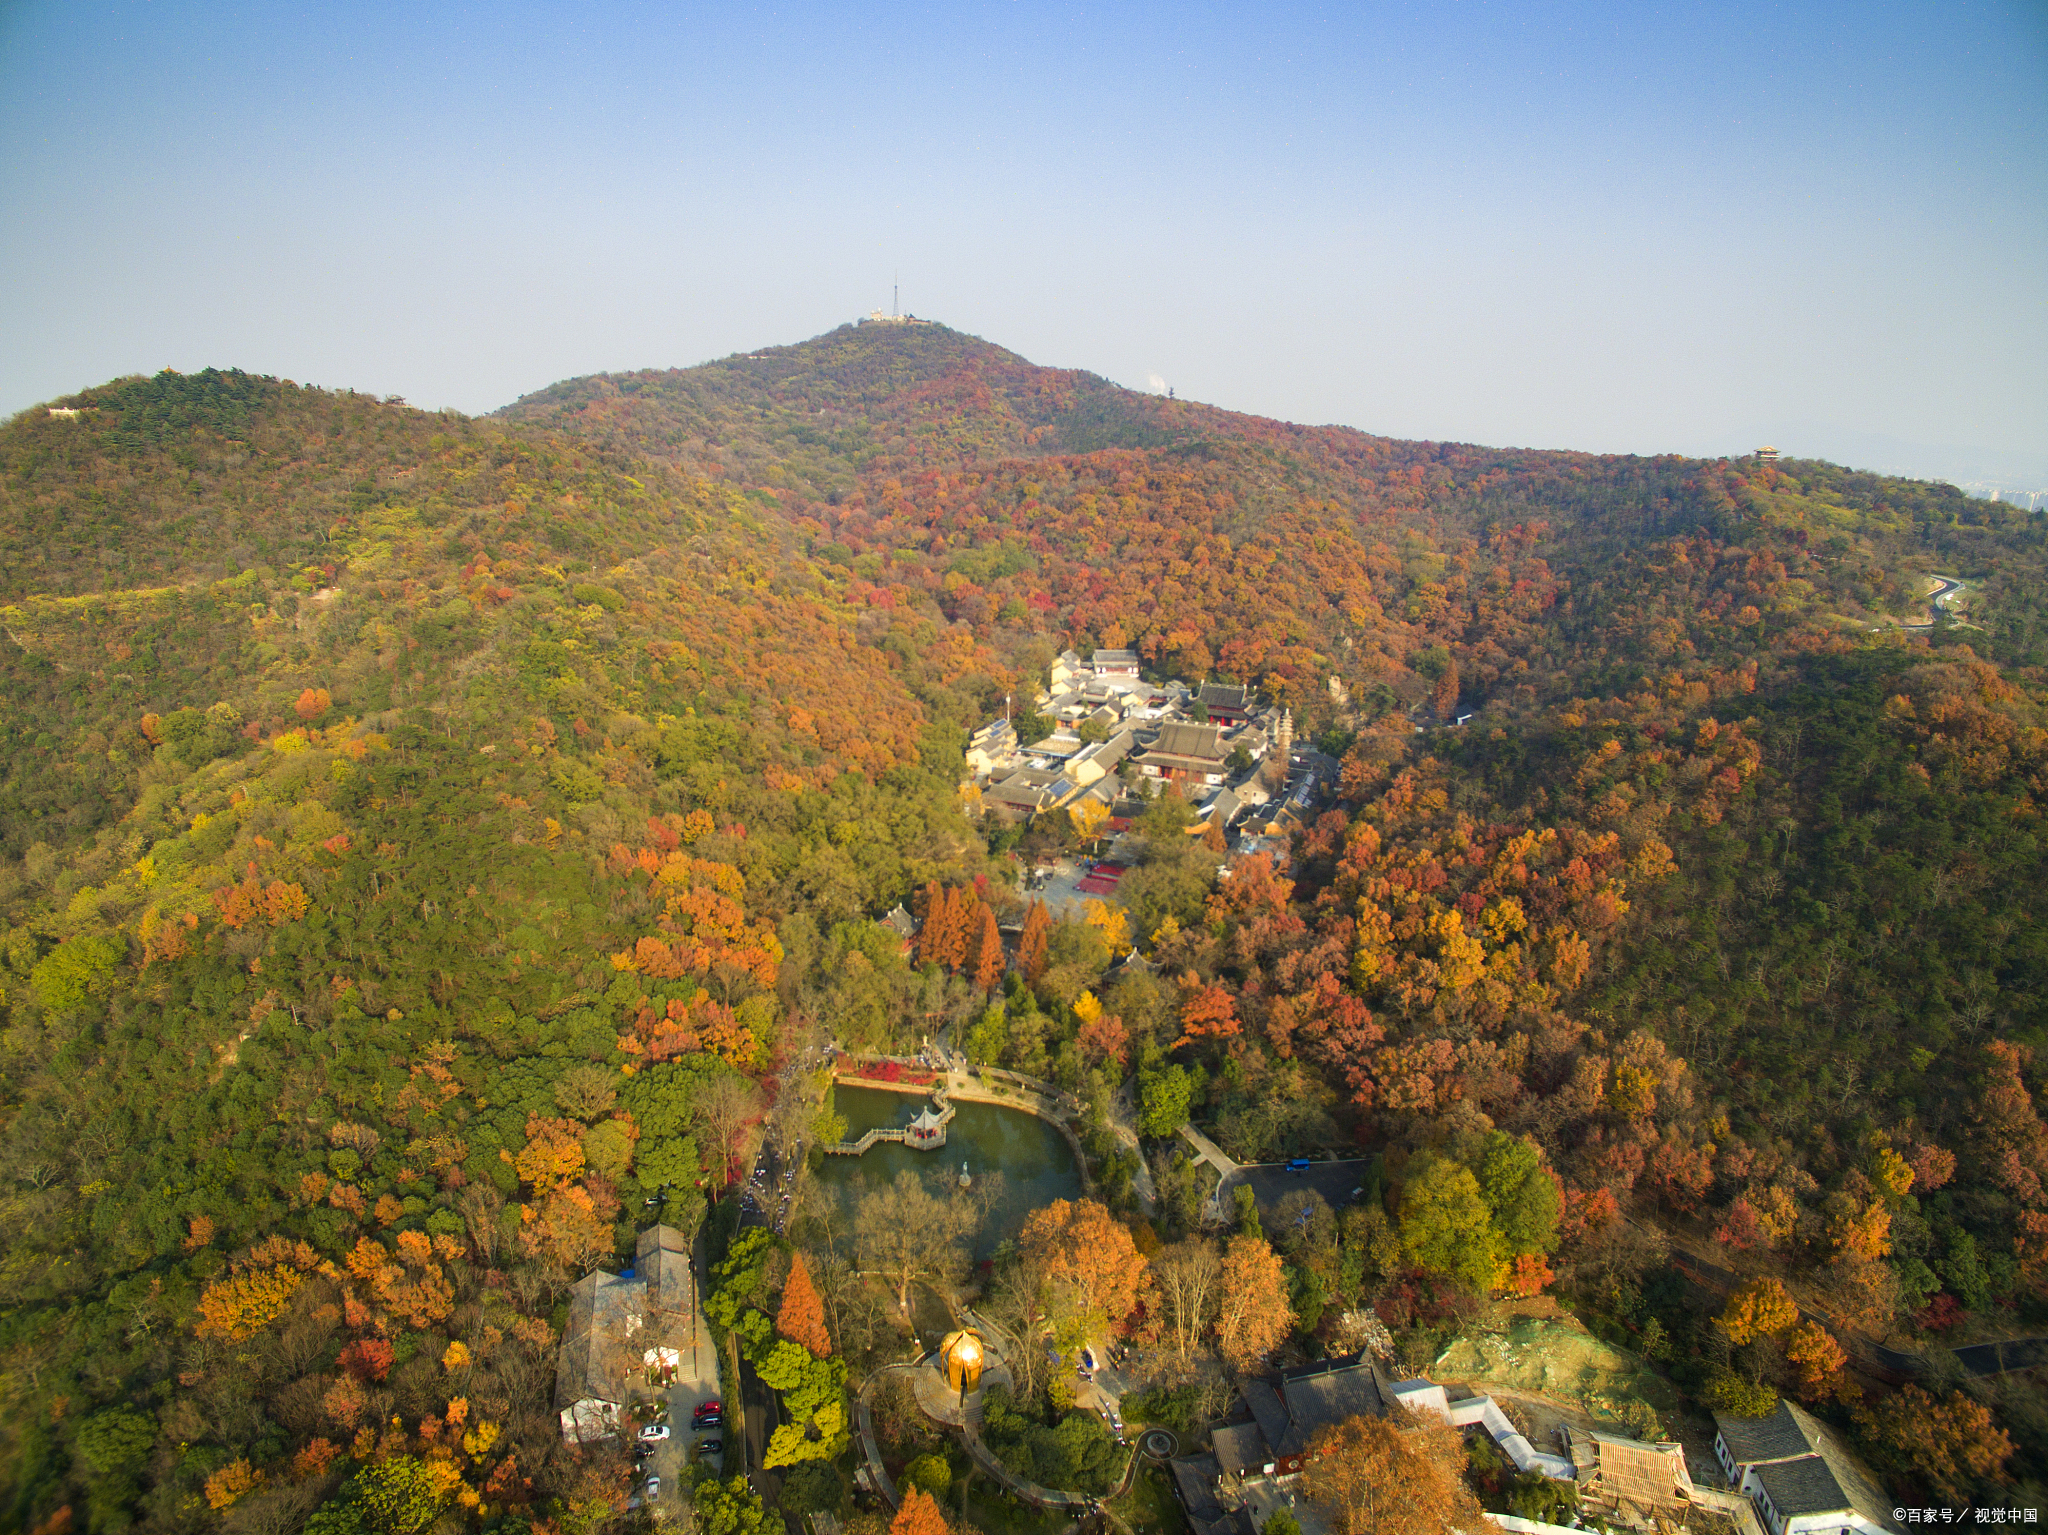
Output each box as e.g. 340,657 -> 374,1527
1073,992 -> 1131,1072
195,1237 -> 322,1340
203,1460 -> 263,1511
916,880 -> 955,969
1784,1320 -> 1850,1403
970,904 -> 1004,992
508,1115 -> 616,1271
1018,1199 -> 1149,1334
609,851 -> 783,996
777,1251 -> 832,1356
1304,1411 -> 1483,1535
1857,1385 -> 2014,1501
1017,899 -> 1051,983
890,1487 -> 950,1535
1715,1276 -> 1799,1345
1175,977 -> 1241,1049
1214,1233 -> 1292,1369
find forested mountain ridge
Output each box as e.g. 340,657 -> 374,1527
2,320 -> 2046,1528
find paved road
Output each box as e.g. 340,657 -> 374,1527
1667,1242 -> 2047,1381
1898,575 -> 1963,631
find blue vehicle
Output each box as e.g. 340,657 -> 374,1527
1287,1157 -> 1311,1173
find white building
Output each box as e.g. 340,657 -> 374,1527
1712,1402 -> 1899,1535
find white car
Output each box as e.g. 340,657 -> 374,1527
645,1477 -> 662,1501
638,1424 -> 670,1442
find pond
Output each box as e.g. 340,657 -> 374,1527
811,1083 -> 1084,1254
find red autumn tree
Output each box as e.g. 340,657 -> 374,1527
1017,899 -> 1051,983
971,905 -> 1004,992
1075,1006 -> 1131,1072
776,1251 -> 832,1357
915,880 -> 950,970
945,889 -> 979,970
1176,978 -> 1241,1049
294,686 -> 332,722
338,1337 -> 395,1381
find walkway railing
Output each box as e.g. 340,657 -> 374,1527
822,1081 -> 957,1157
824,1126 -> 910,1156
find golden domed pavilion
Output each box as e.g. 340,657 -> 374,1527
937,1328 -> 986,1395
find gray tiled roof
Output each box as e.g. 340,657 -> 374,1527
1753,1454 -> 1855,1517
635,1224 -> 693,1316
1169,1455 -> 1226,1522
1242,1380 -> 1289,1454
1714,1401 -> 1823,1466
1146,721 -> 1227,762
1210,1422 -> 1271,1478
1276,1359 -> 1392,1458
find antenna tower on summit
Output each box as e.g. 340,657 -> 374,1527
859,276 -> 929,327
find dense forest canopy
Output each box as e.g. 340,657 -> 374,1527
2,321 -> 2045,1530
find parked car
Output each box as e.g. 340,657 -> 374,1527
644,1477 -> 662,1501
695,1438 -> 723,1460
637,1424 -> 670,1442
695,1398 -> 723,1416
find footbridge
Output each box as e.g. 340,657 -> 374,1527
823,1083 -> 956,1156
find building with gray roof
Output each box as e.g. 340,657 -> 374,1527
556,1225 -> 700,1443
1712,1401 -> 1899,1534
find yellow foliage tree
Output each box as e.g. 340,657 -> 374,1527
204,1460 -> 263,1511
195,1266 -> 306,1340
1069,796 -> 1111,841
1870,1143 -> 1915,1198
1832,1199 -> 1893,1261
1083,901 -> 1133,958
1716,1276 -> 1799,1345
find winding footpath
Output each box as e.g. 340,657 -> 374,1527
854,1358 -> 1141,1532
1665,1237 -> 2048,1382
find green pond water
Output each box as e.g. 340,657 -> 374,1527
812,1084 -> 1083,1254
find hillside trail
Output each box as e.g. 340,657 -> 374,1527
1653,1219 -> 2048,1381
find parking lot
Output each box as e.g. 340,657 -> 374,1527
631,1309 -> 725,1508
1221,1159 -> 1376,1228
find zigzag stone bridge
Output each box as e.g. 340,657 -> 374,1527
823,1079 -> 956,1156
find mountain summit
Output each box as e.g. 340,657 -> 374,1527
0,326 -> 2043,1526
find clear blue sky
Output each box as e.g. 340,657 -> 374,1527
3,0 -> 2043,481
